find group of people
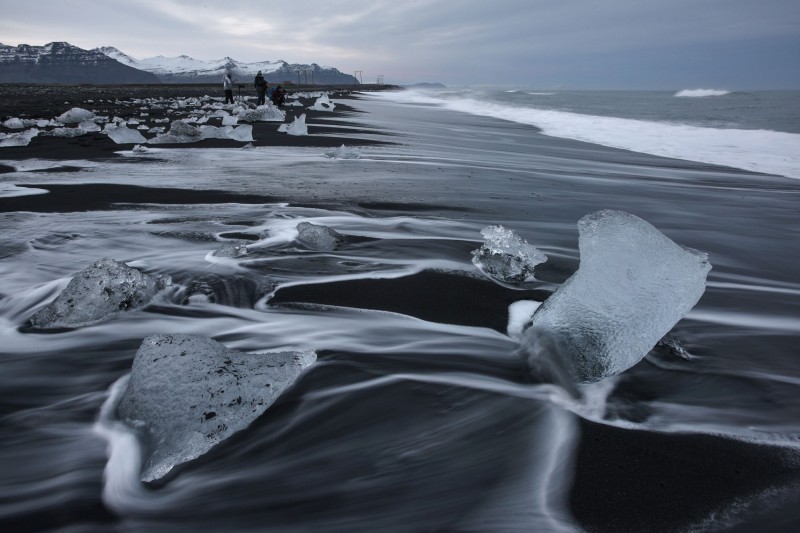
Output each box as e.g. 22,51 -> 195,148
222,70 -> 286,106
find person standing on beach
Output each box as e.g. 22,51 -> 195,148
223,71 -> 234,104
254,71 -> 267,105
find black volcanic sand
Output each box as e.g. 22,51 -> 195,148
0,84 -> 395,166
3,85 -> 799,533
270,269 -> 549,334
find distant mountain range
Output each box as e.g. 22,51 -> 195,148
0,42 -> 359,85
0,42 -> 160,84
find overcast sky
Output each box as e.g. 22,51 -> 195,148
1,0 -> 798,88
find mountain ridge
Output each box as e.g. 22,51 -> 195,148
0,42 -> 358,85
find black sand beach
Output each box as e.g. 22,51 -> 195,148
1,84 -> 799,532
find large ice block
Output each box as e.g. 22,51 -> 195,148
522,210 -> 710,383
118,334 -> 316,481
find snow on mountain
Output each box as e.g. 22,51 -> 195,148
0,42 -> 161,84
95,46 -> 357,85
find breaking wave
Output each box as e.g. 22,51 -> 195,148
674,89 -> 731,97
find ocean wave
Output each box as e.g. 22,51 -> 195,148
674,88 -> 731,97
377,90 -> 800,180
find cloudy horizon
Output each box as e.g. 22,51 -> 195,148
1,0 -> 798,89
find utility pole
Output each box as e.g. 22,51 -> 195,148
377,75 -> 384,85
311,69 -> 315,85
295,69 -> 301,85
304,70 -> 308,85
353,70 -> 363,85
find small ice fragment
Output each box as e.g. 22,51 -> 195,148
520,210 -> 711,383
472,225 -> 547,282
296,221 -> 342,250
106,126 -> 147,144
286,114 -> 308,136
324,144 -> 361,159
212,241 -> 248,258
132,144 -> 149,153
309,94 -> 335,111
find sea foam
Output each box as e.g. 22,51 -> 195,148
674,89 -> 731,97
378,90 -> 800,180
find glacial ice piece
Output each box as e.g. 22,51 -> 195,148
309,94 -> 335,111
29,258 -> 171,329
236,105 -> 285,122
296,221 -> 342,250
3,117 -> 25,129
148,120 -> 202,144
212,241 -> 248,258
521,210 -> 710,383
56,107 -> 95,124
106,125 -> 147,144
472,225 -> 547,282
0,128 -> 39,148
227,124 -> 253,142
324,144 -> 361,159
131,144 -> 149,153
78,120 -> 101,132
286,114 -> 308,136
41,127 -> 86,138
118,334 -> 316,481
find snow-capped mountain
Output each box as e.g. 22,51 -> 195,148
96,46 -> 358,85
0,42 -> 161,84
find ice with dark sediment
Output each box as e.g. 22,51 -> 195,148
148,120 -> 203,144
296,221 -> 343,250
28,258 -> 171,329
117,334 -> 316,482
212,241 -> 249,258
520,210 -> 711,383
472,225 -> 547,282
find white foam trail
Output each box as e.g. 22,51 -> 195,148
92,374 -> 148,512
376,90 -> 800,180
675,89 -> 731,97
686,309 -> 800,333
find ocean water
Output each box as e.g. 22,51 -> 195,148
1,89 -> 800,531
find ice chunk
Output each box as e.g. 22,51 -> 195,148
324,144 -> 361,159
0,128 -> 39,147
472,225 -> 547,282
118,334 -> 316,481
28,258 -> 171,329
3,117 -> 25,129
78,120 -> 101,132
56,107 -> 95,124
106,125 -> 147,144
227,124 -> 253,142
309,94 -> 335,111
132,144 -> 149,153
296,221 -> 342,250
236,104 -> 285,122
521,210 -> 710,383
148,120 -> 202,144
41,127 -> 86,138
221,115 -> 238,126
286,114 -> 308,136
212,241 -> 248,258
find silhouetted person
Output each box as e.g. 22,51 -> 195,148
254,71 -> 267,105
271,85 -> 285,106
223,71 -> 234,104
